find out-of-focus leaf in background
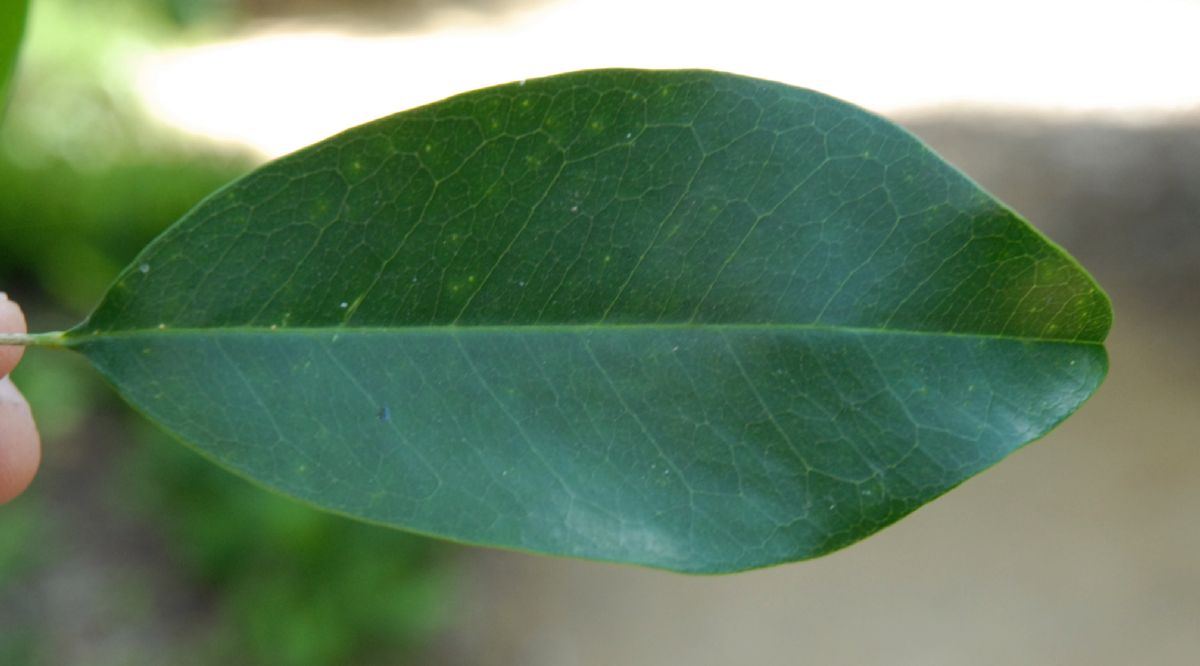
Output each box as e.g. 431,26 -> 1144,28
0,0 -> 29,113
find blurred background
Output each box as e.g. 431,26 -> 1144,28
0,0 -> 1196,663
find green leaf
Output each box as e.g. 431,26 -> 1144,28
67,70 -> 1110,573
0,0 -> 28,114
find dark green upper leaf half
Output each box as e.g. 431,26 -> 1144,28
68,70 -> 1111,573
0,0 -> 29,113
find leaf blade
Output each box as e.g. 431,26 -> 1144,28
0,0 -> 29,115
72,70 -> 1111,572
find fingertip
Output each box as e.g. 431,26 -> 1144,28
0,377 -> 40,504
0,294 -> 27,378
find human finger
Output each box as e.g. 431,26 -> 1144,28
0,376 -> 40,504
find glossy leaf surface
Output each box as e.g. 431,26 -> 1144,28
70,70 -> 1111,572
0,0 -> 28,113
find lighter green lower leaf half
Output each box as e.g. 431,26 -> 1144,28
75,326 -> 1105,573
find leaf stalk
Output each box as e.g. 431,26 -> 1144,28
0,331 -> 67,348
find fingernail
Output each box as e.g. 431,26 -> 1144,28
0,376 -> 19,405
0,292 -> 7,302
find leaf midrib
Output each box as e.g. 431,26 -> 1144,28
69,322 -> 1105,347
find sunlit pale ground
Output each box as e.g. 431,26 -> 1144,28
32,0 -> 1198,663
130,0 -> 1200,158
